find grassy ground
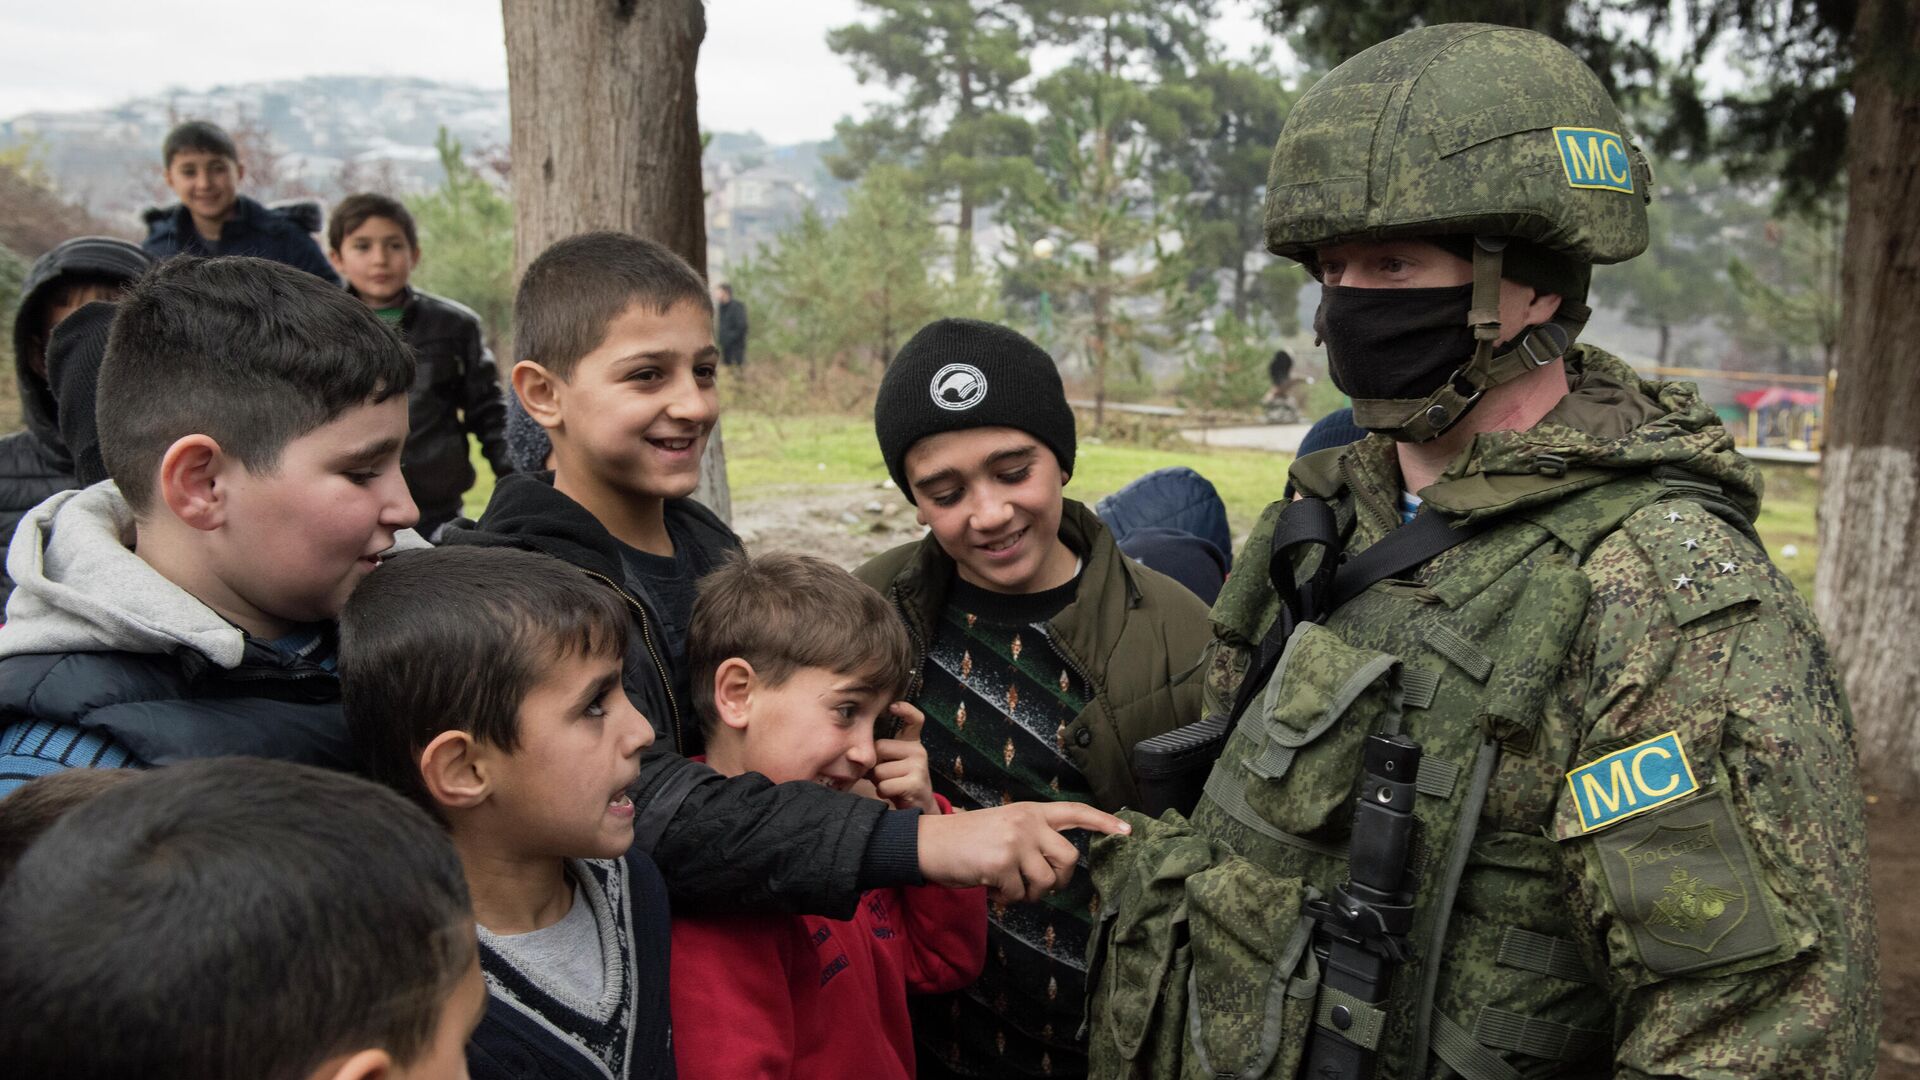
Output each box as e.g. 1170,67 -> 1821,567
462,411 -> 1821,600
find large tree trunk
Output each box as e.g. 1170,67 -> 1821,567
1815,0 -> 1920,796
503,0 -> 729,522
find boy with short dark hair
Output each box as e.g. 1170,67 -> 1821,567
857,317 -> 1212,1079
0,237 -> 153,597
0,255 -> 421,797
327,192 -> 513,536
0,766 -> 137,881
672,551 -> 984,1079
142,119 -> 339,284
0,756 -> 485,1080
449,232 -> 1123,936
341,544 -> 671,1080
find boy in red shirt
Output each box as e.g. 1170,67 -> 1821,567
673,552 -> 986,1080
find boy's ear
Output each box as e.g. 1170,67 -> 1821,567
512,361 -> 565,432
420,730 -> 490,811
326,246 -> 347,275
313,1048 -> 394,1080
712,657 -> 757,732
156,434 -> 231,532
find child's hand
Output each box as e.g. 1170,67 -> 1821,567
869,702 -> 939,815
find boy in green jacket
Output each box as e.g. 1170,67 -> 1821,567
856,318 -> 1210,1080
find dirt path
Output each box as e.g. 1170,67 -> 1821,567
731,482 -> 926,570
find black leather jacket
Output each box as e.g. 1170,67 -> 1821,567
386,287 -> 513,527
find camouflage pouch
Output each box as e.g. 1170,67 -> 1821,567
1088,810 -> 1213,1079
1206,621 -> 1403,846
1182,853 -> 1320,1080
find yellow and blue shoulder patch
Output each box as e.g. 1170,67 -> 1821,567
1553,126 -> 1635,193
1566,730 -> 1697,832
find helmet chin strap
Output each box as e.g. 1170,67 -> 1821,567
1356,237 -> 1594,443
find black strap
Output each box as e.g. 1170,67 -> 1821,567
1227,502 -> 1492,727
1326,507 -> 1492,612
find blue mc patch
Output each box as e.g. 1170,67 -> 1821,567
1553,126 -> 1635,193
1566,730 -> 1698,832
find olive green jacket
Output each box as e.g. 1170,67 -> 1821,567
856,499 -> 1211,812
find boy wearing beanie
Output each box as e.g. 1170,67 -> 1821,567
856,318 -> 1210,1080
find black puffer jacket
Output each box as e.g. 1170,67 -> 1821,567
1,237 -> 154,599
386,287 -> 513,530
444,473 -> 923,917
0,639 -> 350,770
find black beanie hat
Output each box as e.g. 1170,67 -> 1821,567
46,301 -> 118,487
874,318 -> 1076,501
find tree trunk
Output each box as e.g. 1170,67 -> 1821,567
1655,323 -> 1670,366
956,59 -> 977,280
1815,0 -> 1920,796
502,0 -> 730,521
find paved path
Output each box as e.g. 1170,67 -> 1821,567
1180,423 -> 1315,454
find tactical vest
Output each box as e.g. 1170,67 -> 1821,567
1086,473 -> 1756,1080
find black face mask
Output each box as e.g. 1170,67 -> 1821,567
1315,282 -> 1476,403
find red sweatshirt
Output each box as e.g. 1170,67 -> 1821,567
669,795 -> 986,1080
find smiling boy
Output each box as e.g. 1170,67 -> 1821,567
327,193 -> 513,537
856,318 -> 1210,1080
447,232 -> 1127,953
670,552 -> 985,1080
0,256 -> 421,795
142,120 -> 338,284
343,545 -> 671,1080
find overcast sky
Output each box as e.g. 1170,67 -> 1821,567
0,1 -> 1281,145
0,0 -> 926,144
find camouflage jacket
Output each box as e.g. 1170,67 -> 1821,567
1088,347 -> 1876,1080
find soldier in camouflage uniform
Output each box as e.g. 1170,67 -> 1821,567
1085,23 -> 1878,1080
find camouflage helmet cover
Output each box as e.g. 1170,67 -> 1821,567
1263,23 -> 1651,267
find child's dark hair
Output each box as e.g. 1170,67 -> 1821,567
97,255 -> 415,513
0,769 -> 140,883
688,551 -> 914,737
329,192 -> 419,252
341,545 -> 631,809
514,230 -> 710,380
161,119 -> 238,166
0,757 -> 473,1080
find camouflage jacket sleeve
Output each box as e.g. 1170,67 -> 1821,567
1552,501 -> 1878,1078
1198,499 -> 1288,722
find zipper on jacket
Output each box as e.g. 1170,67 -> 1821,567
584,568 -> 685,751
889,587 -> 931,700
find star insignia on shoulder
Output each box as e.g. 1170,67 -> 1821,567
1673,574 -> 1694,590
1681,537 -> 1701,551
1718,561 -> 1737,574
1664,511 -> 1683,523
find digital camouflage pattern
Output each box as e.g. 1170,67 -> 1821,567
1085,347 -> 1875,1078
1262,23 -> 1650,268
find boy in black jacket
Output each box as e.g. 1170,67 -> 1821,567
448,231 -> 1125,923
327,193 -> 513,537
0,237 -> 152,597
142,120 -> 339,284
344,546 -> 672,1080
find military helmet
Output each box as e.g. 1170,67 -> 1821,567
1263,23 -> 1650,269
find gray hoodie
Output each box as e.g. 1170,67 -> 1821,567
3,482 -> 249,665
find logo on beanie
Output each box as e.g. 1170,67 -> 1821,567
930,363 -> 988,411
